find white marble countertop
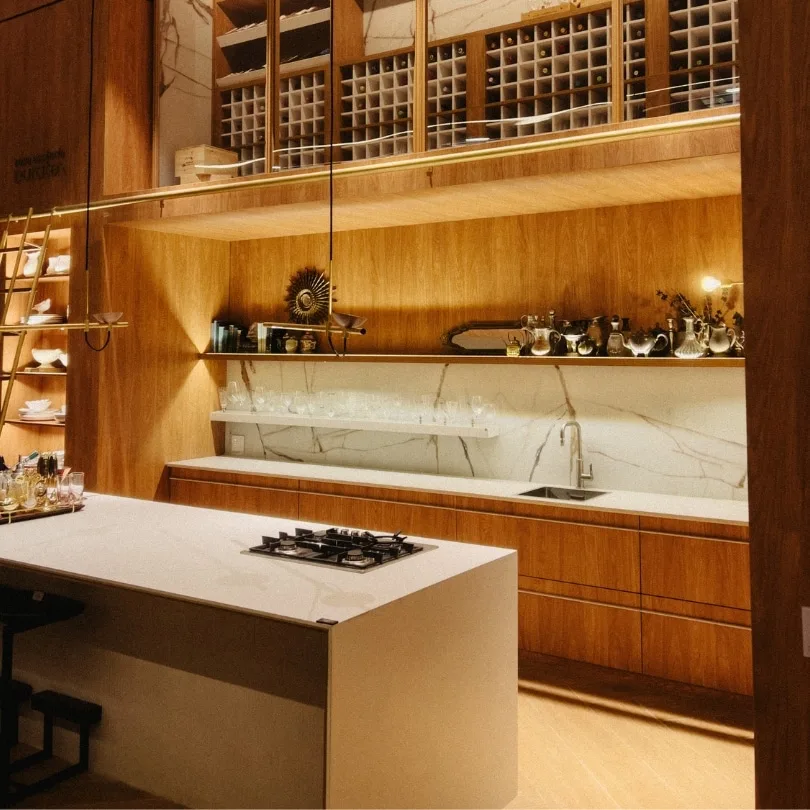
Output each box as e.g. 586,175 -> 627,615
169,456 -> 749,525
0,495 -> 513,628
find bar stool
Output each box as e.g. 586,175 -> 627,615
0,585 -> 99,806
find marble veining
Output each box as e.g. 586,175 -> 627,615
158,0 -> 214,186
225,360 -> 748,501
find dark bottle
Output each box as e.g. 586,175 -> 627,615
634,28 -> 644,38
397,109 -> 407,119
541,28 -> 550,38
595,72 -> 606,83
632,66 -> 645,77
456,45 -> 466,56
632,49 -> 643,60
576,22 -> 584,32
487,75 -> 497,85
538,47 -> 549,57
429,51 -> 436,63
488,40 -> 498,50
540,65 -> 550,75
574,75 -> 587,88
369,62 -> 380,74
558,25 -> 568,34
523,33 -> 532,43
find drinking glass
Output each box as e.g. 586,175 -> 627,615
482,402 -> 497,424
218,387 -> 229,411
420,395 -> 435,424
471,396 -> 485,425
292,391 -> 310,416
281,392 -> 294,413
228,381 -> 248,411
443,400 -> 459,425
69,472 -> 85,504
252,385 -> 268,412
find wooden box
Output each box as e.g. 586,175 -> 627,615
174,145 -> 239,184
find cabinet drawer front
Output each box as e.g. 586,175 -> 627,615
641,533 -> 750,609
169,478 -> 299,519
518,591 -> 642,672
457,511 -> 638,591
642,613 -> 753,695
298,493 -> 457,541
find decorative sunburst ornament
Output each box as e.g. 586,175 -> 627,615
285,267 -> 331,324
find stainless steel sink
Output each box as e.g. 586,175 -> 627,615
518,486 -> 607,502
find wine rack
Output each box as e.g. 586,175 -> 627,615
484,9 -> 612,140
340,52 -> 415,161
278,71 -> 327,170
220,84 -> 267,176
624,0 -> 647,119
427,40 -> 468,150
669,0 -> 739,112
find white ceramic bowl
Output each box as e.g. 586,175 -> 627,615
31,348 -> 62,368
23,399 -> 52,413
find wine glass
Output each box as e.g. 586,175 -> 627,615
228,381 -> 248,411
69,472 -> 85,504
471,396 -> 485,425
252,385 -> 268,413
443,400 -> 459,425
281,391 -> 294,413
218,387 -> 229,411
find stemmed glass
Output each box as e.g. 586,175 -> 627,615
252,385 -> 269,413
228,381 -> 248,411
471,396 -> 485,426
442,400 -> 459,425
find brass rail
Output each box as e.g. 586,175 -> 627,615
5,112 -> 741,225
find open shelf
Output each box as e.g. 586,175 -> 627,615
5,420 -> 65,428
3,370 -> 67,378
280,6 -> 330,33
211,409 -> 500,438
202,353 -> 745,367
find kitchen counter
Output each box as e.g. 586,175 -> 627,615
0,496 -> 516,809
0,493 -> 511,628
170,456 -> 749,525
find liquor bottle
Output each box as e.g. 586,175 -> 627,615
632,66 -> 644,77
539,46 -> 549,57
397,109 -> 407,119
523,33 -> 532,43
606,316 -> 626,357
576,22 -> 584,32
540,65 -> 550,75
456,45 -> 466,56
506,35 -> 515,46
487,75 -> 497,85
399,57 -> 409,69
429,51 -> 436,63
595,72 -> 606,83
541,28 -> 550,38
558,25 -> 568,34
488,40 -> 498,50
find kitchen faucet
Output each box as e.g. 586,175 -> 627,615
560,420 -> 594,490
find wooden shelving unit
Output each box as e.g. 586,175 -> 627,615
220,83 -> 267,175
339,51 -> 415,161
278,70 -> 327,170
669,0 -> 739,112
0,228 -> 71,463
624,0 -> 647,119
484,8 -> 612,140
428,40 -> 468,150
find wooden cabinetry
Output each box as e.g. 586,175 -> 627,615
167,463 -> 751,693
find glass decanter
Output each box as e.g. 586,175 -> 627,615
674,316 -> 707,359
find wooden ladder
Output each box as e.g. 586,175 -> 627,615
0,210 -> 54,442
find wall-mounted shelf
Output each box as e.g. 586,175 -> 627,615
217,20 -> 268,49
211,409 -> 500,438
5,420 -> 65,428
3,370 -> 67,379
202,352 -> 745,367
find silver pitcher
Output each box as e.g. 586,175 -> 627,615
702,323 -> 736,356
522,315 -> 561,356
625,330 -> 669,357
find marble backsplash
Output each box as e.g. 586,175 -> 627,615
224,360 -> 748,501
364,0 -> 542,54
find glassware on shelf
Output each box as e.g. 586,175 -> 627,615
227,381 -> 249,410
218,387 -> 230,411
674,316 -> 708,359
443,400 -> 460,425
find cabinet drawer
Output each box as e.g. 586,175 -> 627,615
642,612 -> 753,695
456,511 -> 639,591
641,533 -> 750,609
519,591 -> 642,672
169,478 -> 299,519
298,493 -> 457,541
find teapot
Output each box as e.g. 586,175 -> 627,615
625,330 -> 669,357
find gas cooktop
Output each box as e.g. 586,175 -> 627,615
246,526 -> 433,572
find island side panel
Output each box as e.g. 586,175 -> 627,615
0,566 -> 328,810
326,552 -> 518,810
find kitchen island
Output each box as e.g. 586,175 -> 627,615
0,496 -> 517,809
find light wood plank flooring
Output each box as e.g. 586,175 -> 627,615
17,652 -> 754,809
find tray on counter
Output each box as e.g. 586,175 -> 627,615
0,502 -> 84,526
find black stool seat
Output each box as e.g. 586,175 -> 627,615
30,691 -> 101,726
0,587 -> 83,634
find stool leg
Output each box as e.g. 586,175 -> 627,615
78,725 -> 89,772
0,629 -> 13,807
42,714 -> 52,759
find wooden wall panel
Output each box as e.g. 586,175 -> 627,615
0,0 -> 91,212
298,492 -> 458,541
227,196 -> 743,354
519,591 -> 642,672
169,478 -> 299,519
642,613 -> 753,695
456,511 -> 639,592
68,226 -> 230,498
641,533 -> 751,610
638,515 -> 749,541
740,0 -> 810,804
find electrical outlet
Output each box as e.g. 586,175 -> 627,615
230,434 -> 245,455
803,608 -> 810,657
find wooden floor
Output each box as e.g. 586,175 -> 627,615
16,653 -> 754,809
